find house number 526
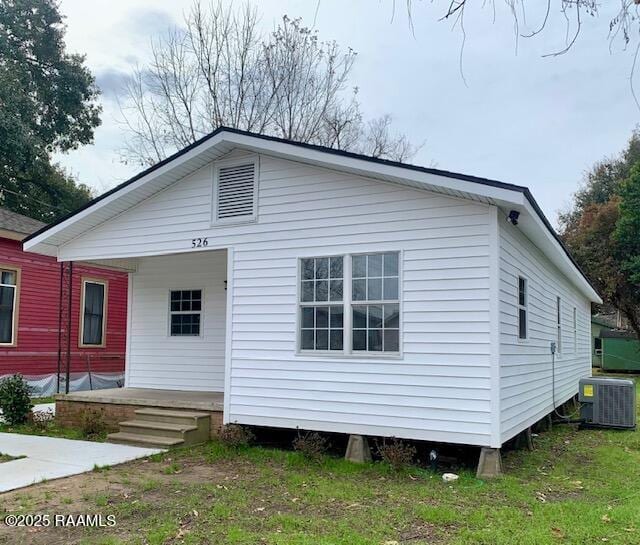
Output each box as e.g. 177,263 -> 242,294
191,237 -> 209,248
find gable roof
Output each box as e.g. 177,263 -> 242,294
0,207 -> 47,239
23,126 -> 601,303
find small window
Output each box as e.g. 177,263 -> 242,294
352,252 -> 400,352
594,337 -> 602,352
299,257 -> 344,351
81,280 -> 107,346
169,290 -> 202,336
0,268 -> 18,345
573,307 -> 577,352
556,296 -> 562,354
214,160 -> 257,224
517,276 -> 527,340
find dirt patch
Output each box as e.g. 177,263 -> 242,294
399,522 -> 454,544
0,453 -> 268,545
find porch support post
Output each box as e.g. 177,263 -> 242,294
223,247 -> 234,424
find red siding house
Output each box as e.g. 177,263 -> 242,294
0,208 -> 127,395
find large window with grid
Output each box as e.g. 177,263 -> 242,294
299,256 -> 344,351
298,252 -> 400,354
351,253 -> 399,352
0,268 -> 18,345
169,290 -> 202,336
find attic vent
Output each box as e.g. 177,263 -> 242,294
214,161 -> 257,223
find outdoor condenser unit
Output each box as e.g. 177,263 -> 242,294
578,377 -> 636,430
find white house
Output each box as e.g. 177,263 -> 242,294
24,128 -> 601,475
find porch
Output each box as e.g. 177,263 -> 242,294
58,387 -> 224,412
55,387 -> 224,445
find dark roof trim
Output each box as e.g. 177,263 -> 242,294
23,126 -> 596,293
24,126 -> 527,242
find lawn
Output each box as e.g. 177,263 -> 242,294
0,454 -> 23,464
0,378 -> 639,545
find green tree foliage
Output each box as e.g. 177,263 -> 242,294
615,165 -> 640,287
0,0 -> 100,222
561,131 -> 640,337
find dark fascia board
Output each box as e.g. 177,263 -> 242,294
23,126 -> 597,294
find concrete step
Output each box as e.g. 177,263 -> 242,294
107,407 -> 211,448
106,431 -> 183,448
118,420 -> 197,439
134,407 -> 211,426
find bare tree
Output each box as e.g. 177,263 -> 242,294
120,2 -> 419,166
398,1 -> 638,56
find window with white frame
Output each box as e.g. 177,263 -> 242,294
298,252 -> 400,354
169,290 -> 202,336
556,296 -> 562,354
300,257 -> 344,351
517,276 -> 527,340
352,253 -> 400,352
81,279 -> 107,346
573,307 -> 577,352
0,268 -> 18,345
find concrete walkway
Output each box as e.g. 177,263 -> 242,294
0,433 -> 162,493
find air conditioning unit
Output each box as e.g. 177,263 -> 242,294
578,377 -> 636,430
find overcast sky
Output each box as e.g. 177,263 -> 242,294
55,0 -> 638,226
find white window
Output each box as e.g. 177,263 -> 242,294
80,279 -> 107,347
298,252 -> 400,354
0,268 -> 18,346
169,290 -> 202,336
556,296 -> 562,354
213,159 -> 258,224
573,307 -> 577,352
299,256 -> 344,351
517,276 -> 527,340
351,253 -> 400,352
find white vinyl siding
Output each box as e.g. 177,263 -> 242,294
126,251 -> 227,391
61,153 -> 494,446
498,220 -> 591,443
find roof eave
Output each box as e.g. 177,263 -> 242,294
23,127 -> 602,303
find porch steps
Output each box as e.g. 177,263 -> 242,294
106,408 -> 211,448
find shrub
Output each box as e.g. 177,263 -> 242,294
292,431 -> 329,461
377,438 -> 417,470
0,374 -> 32,425
218,424 -> 255,448
81,408 -> 107,439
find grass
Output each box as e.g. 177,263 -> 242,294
0,452 -> 24,463
0,420 -> 87,440
1,376 -> 639,545
31,396 -> 56,405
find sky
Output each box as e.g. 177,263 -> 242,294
55,0 -> 639,226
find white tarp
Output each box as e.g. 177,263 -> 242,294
0,372 -> 125,397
